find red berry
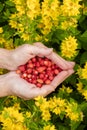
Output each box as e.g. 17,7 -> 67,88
16,56 -> 60,88
16,70 -> 21,74
22,73 -> 27,78
47,67 -> 51,71
45,79 -> 51,84
18,65 -> 25,72
35,62 -> 40,67
37,79 -> 43,84
49,76 -> 54,81
32,80 -> 37,84
37,66 -> 46,73
27,60 -> 32,64
39,73 -> 44,79
28,78 -> 32,83
36,83 -> 42,88
33,70 -> 38,75
31,75 -> 37,79
54,69 -> 59,75
27,74 -> 32,78
32,57 -> 37,62
27,63 -> 34,68
48,61 -> 52,67
27,68 -> 32,74
43,60 -> 49,66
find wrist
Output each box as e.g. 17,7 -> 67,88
0,48 -> 14,70
0,73 -> 10,97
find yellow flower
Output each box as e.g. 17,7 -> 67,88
49,97 -> 66,115
61,18 -> 77,30
42,110 -> 51,121
0,27 -> 3,33
43,125 -> 56,130
16,5 -> 25,15
53,107 -> 61,115
82,90 -> 87,100
18,23 -> 24,32
76,81 -> 83,93
0,37 -> 6,44
35,96 -> 47,107
60,85 -> 73,93
1,107 -> 24,123
66,87 -> 73,93
25,111 -> 31,118
13,103 -> 21,110
40,0 -> 60,35
61,36 -> 78,59
70,112 -> 79,121
65,102 -> 83,121
60,0 -> 82,16
21,33 -> 30,41
9,20 -> 18,29
4,39 -> 14,50
12,0 -> 22,5
26,0 -> 40,20
81,62 -> 87,80
10,13 -> 17,19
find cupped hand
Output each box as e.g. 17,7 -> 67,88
0,43 -> 75,100
0,69 -> 74,100
6,44 -> 53,70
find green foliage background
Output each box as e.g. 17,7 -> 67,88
0,0 -> 87,130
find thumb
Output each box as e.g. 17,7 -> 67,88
27,45 -> 53,56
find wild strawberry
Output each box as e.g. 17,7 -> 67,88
16,56 -> 62,87
37,79 -> 43,84
32,57 -> 37,62
37,66 -> 46,72
43,60 -> 49,66
16,70 -> 21,74
18,65 -> 25,72
45,79 -> 51,84
27,63 -> 34,68
27,68 -> 32,74
54,69 -> 59,75
36,83 -> 42,88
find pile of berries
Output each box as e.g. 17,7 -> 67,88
16,56 -> 62,88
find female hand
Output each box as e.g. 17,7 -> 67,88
0,42 -> 75,100
0,69 -> 74,100
0,44 -> 53,70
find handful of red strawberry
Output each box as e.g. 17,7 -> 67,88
16,56 -> 62,88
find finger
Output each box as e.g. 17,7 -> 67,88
50,69 -> 74,90
10,78 -> 37,99
33,42 -> 75,70
24,84 -> 55,99
47,53 -> 75,70
26,44 -> 53,56
26,69 -> 74,99
8,72 -> 54,100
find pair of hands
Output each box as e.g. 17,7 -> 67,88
0,42 -> 75,100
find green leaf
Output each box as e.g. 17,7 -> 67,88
82,42 -> 87,50
80,102 -> 87,111
0,2 -> 4,12
59,125 -> 69,130
68,27 -> 80,36
76,124 -> 86,130
78,31 -> 87,45
52,29 -> 69,41
80,51 -> 87,65
71,121 -> 81,130
81,30 -> 87,38
5,0 -> 14,6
